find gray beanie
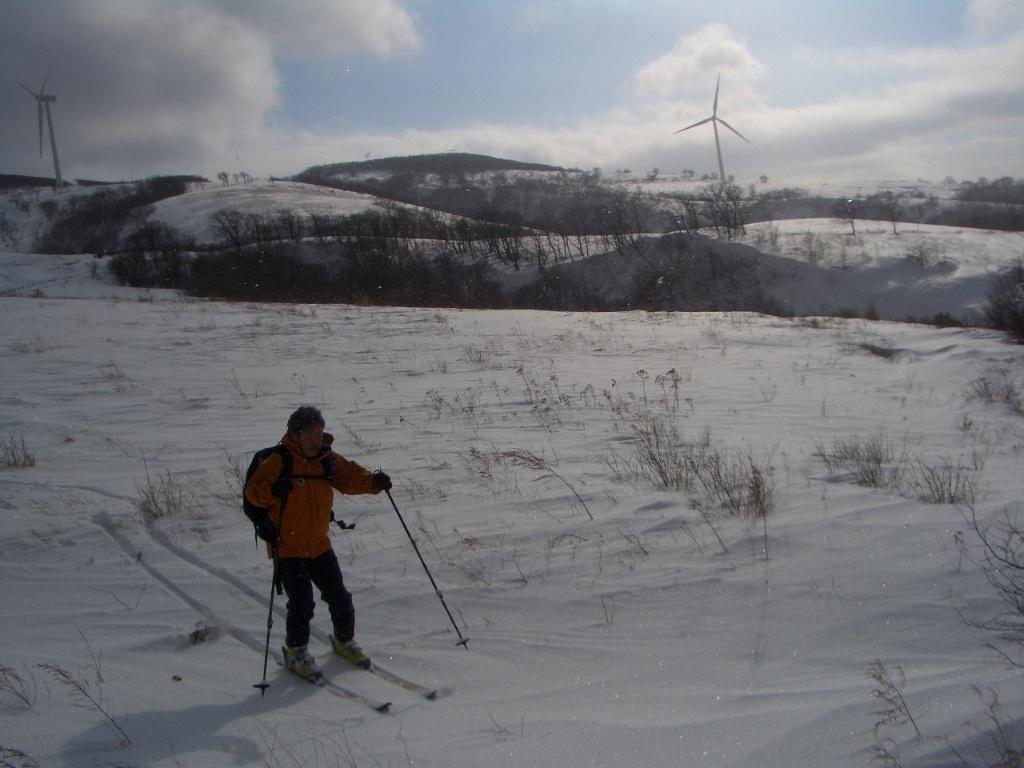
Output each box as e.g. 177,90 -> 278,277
287,405 -> 325,435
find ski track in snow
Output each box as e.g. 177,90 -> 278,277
90,507 -> 419,711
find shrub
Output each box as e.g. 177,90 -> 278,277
815,430 -> 907,490
0,432 -> 35,468
963,504 -> 1024,664
110,222 -> 194,288
136,460 -> 204,525
0,665 -> 37,708
613,412 -> 775,520
816,431 -> 981,505
965,368 -> 1024,414
912,457 -> 977,506
985,260 -> 1024,343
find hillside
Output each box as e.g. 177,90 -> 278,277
2,159 -> 1023,322
296,152 -> 563,182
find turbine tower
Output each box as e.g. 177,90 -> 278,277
19,66 -> 63,188
674,74 -> 748,194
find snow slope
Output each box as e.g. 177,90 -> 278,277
753,219 -> 1024,321
148,179 -> 383,245
2,255 -> 1024,766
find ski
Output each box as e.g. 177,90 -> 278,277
325,636 -> 440,700
270,653 -> 391,713
319,676 -> 392,712
365,662 -> 439,700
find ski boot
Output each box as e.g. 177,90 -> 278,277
331,635 -> 371,670
283,645 -> 323,683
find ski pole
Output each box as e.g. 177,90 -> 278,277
254,488 -> 289,695
385,488 -> 469,648
253,542 -> 279,696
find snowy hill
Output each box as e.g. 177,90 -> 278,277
148,180 -> 383,245
2,178 -> 1024,767
6,174 -> 1022,321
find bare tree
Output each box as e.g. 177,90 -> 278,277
833,198 -> 861,237
274,209 -> 305,244
986,260 -> 1024,344
245,213 -> 275,250
882,197 -> 901,236
962,502 -> 1024,665
211,209 -> 247,253
706,183 -> 745,240
306,212 -> 341,254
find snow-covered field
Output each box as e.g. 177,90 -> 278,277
2,181 -> 1024,767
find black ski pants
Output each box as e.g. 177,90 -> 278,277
278,549 -> 354,649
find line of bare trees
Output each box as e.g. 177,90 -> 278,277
208,194 -> 663,274
671,183 -> 747,240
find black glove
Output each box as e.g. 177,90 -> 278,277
270,477 -> 290,499
256,516 -> 279,545
371,469 -> 392,492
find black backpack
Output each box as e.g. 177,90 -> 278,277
242,445 -> 336,529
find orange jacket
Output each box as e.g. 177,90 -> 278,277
244,432 -> 380,559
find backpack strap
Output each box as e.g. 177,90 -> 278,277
321,454 -> 336,480
277,445 -> 293,479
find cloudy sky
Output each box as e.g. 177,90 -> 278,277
2,0 -> 1022,186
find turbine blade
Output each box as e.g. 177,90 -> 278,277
713,74 -> 720,115
38,102 -> 44,156
674,116 -> 713,134
40,60 -> 55,94
716,117 -> 751,144
19,81 -> 38,97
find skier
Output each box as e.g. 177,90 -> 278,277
245,405 -> 392,682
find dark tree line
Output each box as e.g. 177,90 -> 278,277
297,161 -> 675,242
181,245 -> 505,307
106,192 -> 665,308
33,175 -> 207,255
956,177 -> 1024,206
205,194 -> 663,275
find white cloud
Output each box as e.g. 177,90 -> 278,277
0,0 -> 424,180
965,0 -> 1024,34
215,0 -> 422,58
634,23 -> 765,100
1,1 -> 281,177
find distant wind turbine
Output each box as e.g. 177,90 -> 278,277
19,65 -> 63,188
674,74 -> 748,193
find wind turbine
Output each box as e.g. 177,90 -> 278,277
674,74 -> 748,194
19,65 -> 63,188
